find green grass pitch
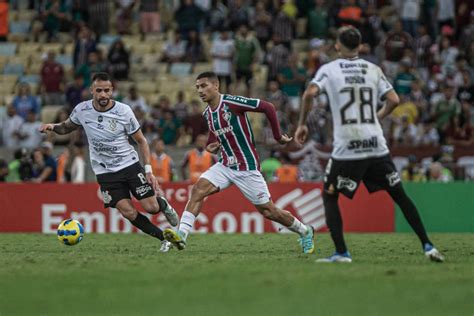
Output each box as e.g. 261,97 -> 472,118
0,233 -> 472,316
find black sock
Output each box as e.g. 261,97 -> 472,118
156,196 -> 167,212
130,213 -> 164,240
323,192 -> 348,254
387,184 -> 432,248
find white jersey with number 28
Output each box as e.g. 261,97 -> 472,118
311,58 -> 393,160
69,100 -> 140,175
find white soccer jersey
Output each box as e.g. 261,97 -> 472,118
311,58 -> 393,160
69,100 -> 141,175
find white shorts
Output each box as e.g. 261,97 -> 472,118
200,163 -> 271,205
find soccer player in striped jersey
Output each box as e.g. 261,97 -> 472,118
164,71 -> 315,253
295,26 -> 444,263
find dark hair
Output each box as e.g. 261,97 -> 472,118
196,71 -> 218,81
92,72 -> 111,82
337,26 -> 361,50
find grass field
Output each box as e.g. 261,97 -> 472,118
0,233 -> 472,316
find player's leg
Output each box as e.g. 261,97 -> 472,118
115,198 -> 164,240
128,163 -> 179,226
254,201 -> 315,254
316,159 -> 363,262
164,163 -> 229,250
365,155 -> 444,262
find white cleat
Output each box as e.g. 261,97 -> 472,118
316,252 -> 352,263
159,197 -> 179,227
424,246 -> 444,263
159,240 -> 173,253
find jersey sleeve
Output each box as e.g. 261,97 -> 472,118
69,106 -> 81,126
310,65 -> 329,93
124,106 -> 141,135
377,67 -> 394,101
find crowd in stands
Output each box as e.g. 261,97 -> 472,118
0,0 -> 473,183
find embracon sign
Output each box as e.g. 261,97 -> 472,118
0,183 -> 394,233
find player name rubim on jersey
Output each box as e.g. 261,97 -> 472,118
203,94 -> 260,171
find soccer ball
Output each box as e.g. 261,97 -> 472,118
57,219 -> 84,246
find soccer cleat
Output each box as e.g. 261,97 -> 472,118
316,251 -> 352,263
298,225 -> 315,254
159,240 -> 172,253
424,244 -> 444,263
159,197 -> 179,227
164,228 -> 186,250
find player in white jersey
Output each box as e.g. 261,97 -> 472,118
163,72 -> 315,254
39,72 -> 178,252
295,26 -> 444,263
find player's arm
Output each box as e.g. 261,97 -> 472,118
295,83 -> 320,145
39,118 -> 79,135
131,129 -> 159,190
377,90 -> 400,121
181,152 -> 190,180
237,101 -> 291,144
206,131 -> 221,154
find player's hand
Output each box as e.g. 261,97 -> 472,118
295,125 -> 309,145
206,142 -> 221,154
146,173 -> 159,192
39,123 -> 55,133
278,134 -> 293,145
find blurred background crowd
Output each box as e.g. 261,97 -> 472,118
0,0 -> 473,183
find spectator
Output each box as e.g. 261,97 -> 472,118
447,100 -> 473,147
0,159 -> 8,182
174,0 -> 205,37
181,134 -> 216,183
434,35 -> 459,75
88,0 -> 110,38
457,71 -> 474,104
75,51 -> 107,88
12,83 -> 40,120
414,24 -> 432,81
383,20 -> 413,78
436,0 -> 455,30
260,151 -> 282,181
107,39 -> 130,80
116,0 -> 135,35
308,0 -> 329,39
70,141 -> 86,183
184,100 -> 208,143
393,115 -> 418,146
401,155 -> 426,182
49,108 -> 76,146
1,105 -> 24,149
162,32 -> 187,72
174,91 -> 189,121
274,155 -> 300,183
228,0 -> 250,31
272,8 -> 294,48
123,86 -> 149,113
18,110 -> 44,150
427,161 -> 453,182
185,30 -> 204,67
277,53 -> 306,112
65,74 -> 86,110
157,110 -> 180,144
266,80 -> 291,131
40,51 -> 65,105
73,25 -> 97,69
41,0 -> 70,42
400,0 -> 421,38
254,0 -> 272,47
56,147 -> 70,183
207,0 -> 228,33
6,148 -> 33,182
139,0 -> 161,37
393,58 -> 417,96
150,138 -> 175,183
31,142 -> 57,183
433,83 -> 461,143
210,29 -> 234,94
234,24 -> 260,97
266,34 -> 290,81
337,0 -> 362,27
417,120 -> 440,146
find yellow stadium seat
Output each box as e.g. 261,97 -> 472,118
41,105 -> 63,123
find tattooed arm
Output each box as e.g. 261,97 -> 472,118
39,118 -> 79,135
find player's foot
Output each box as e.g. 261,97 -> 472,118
159,197 -> 179,227
424,244 -> 444,262
316,251 -> 352,263
164,228 -> 186,250
159,240 -> 172,253
298,225 -> 315,254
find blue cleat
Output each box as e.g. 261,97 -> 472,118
298,225 -> 315,254
316,251 -> 352,263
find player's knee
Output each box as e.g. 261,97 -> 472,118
118,206 -> 137,221
258,204 -> 279,220
142,199 -> 160,214
191,185 -> 209,201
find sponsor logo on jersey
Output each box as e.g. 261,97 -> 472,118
339,62 -> 368,69
336,176 -> 358,191
386,172 -> 401,187
136,185 -> 152,197
98,115 -> 103,123
224,95 -> 252,104
81,105 -> 92,111
129,118 -> 136,131
347,136 -> 378,150
213,125 -> 234,136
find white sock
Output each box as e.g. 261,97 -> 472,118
287,217 -> 308,236
179,211 -> 196,240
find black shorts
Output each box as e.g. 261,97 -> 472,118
96,162 -> 155,208
236,69 -> 253,85
324,154 -> 401,199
